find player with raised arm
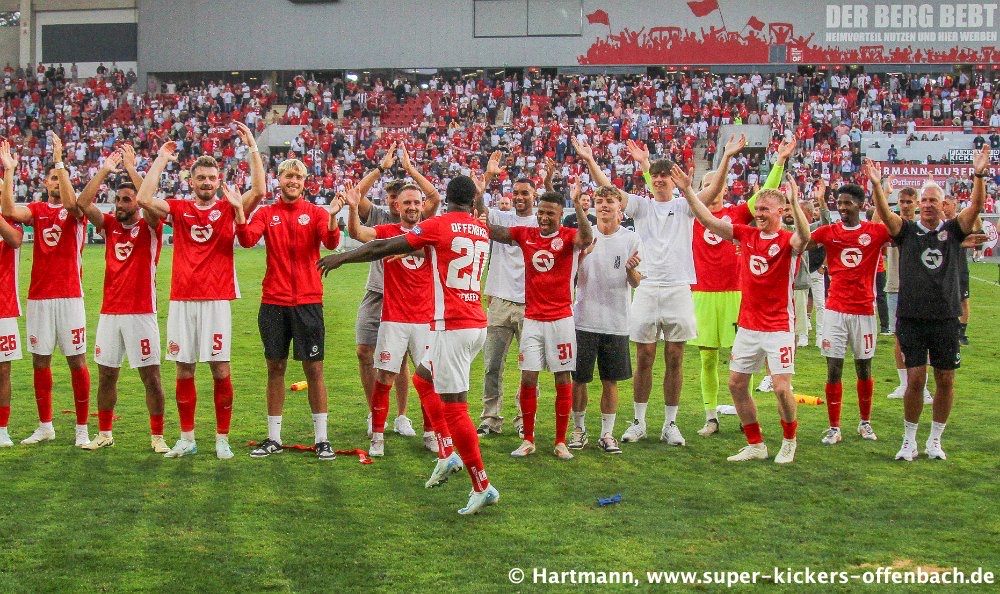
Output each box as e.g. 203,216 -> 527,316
690,136 -> 795,436
353,142 -> 440,445
65,146 -> 169,451
677,166 -> 810,464
567,185 -> 642,453
319,175 -> 498,516
0,140 -> 23,447
871,146 -> 990,461
575,133 -> 746,447
136,127 -> 261,460
1,135 -> 92,447
479,150 -> 537,438
237,157 -> 341,461
487,184 -> 593,460
807,162 -> 894,446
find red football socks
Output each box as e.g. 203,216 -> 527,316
412,373 -> 452,459
33,368 -> 53,423
0,405 -> 9,428
70,366 -> 91,425
743,421 -> 763,444
214,376 -> 234,435
825,381 -> 843,428
176,377 -> 197,433
857,377 -> 874,422
781,419 -> 798,440
554,382 -> 572,444
98,409 -> 115,432
371,380 -> 392,435
149,414 -> 164,436
519,383 -> 538,443
442,401 -> 490,493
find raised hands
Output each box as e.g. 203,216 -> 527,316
234,121 -> 258,151
669,163 -> 693,192
723,133 -> 747,157
0,139 -> 18,171
625,139 -> 649,163
571,136 -> 594,162
51,134 -> 64,163
777,134 -> 797,161
379,141 -> 398,171
158,140 -> 179,162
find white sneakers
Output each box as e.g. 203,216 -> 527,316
215,436 -> 234,460
81,433 -> 114,450
925,437 -> 947,460
74,426 -> 91,448
510,440 -> 536,457
621,420 -> 646,443
660,422 -> 686,446
887,385 -> 934,403
756,376 -> 774,392
857,422 -> 878,441
821,427 -> 842,445
151,435 -> 170,453
422,431 -> 438,453
774,439 -> 797,464
895,438 -> 919,461
393,415 -> 416,437
369,436 -> 385,457
697,419 -> 719,437
553,443 -> 574,460
0,428 -> 13,447
727,442 -> 768,462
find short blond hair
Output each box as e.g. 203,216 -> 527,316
756,188 -> 786,206
278,158 -> 307,177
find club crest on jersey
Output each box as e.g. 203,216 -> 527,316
938,230 -> 948,241
95,345 -> 101,356
209,209 -> 222,222
614,255 -> 621,269
42,225 -> 62,247
379,351 -> 391,363
272,215 -> 281,223
749,254 -> 769,276
551,237 -> 564,251
412,225 -> 423,235
190,224 -> 213,243
115,241 -> 134,261
531,250 -> 556,272
130,226 -> 140,238
858,233 -> 871,246
58,209 -> 68,221
298,214 -> 310,225
840,247 -> 863,268
29,335 -> 37,347
703,227 -> 723,245
167,341 -> 180,356
767,243 -> 780,257
921,248 -> 943,269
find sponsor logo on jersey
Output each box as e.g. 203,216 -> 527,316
703,227 -> 723,245
840,247 -> 863,268
531,250 -> 556,272
167,340 -> 180,356
767,243 -> 780,257
921,248 -> 943,270
400,255 -> 424,270
749,254 -> 769,276
614,255 -> 621,269
551,237 -> 564,251
858,233 -> 871,246
412,225 -> 422,235
209,209 -> 222,222
115,241 -> 134,261
298,214 -> 310,225
41,225 -> 62,247
190,225 -> 214,243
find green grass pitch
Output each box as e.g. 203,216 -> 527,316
2,246 -> 999,592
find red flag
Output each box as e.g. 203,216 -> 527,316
586,9 -> 610,27
747,16 -> 765,31
687,0 -> 720,17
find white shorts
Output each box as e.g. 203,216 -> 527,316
729,328 -> 796,375
819,311 -> 877,360
166,300 -> 232,364
26,298 -> 87,356
374,321 -> 430,373
0,317 -> 22,362
519,317 -> 577,372
420,327 -> 487,394
95,313 -> 161,369
629,285 -> 697,343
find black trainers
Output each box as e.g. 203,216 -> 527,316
315,441 -> 335,461
249,438 -> 283,458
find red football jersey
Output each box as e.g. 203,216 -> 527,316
811,221 -> 892,316
100,214 -> 163,315
732,224 -> 799,332
26,202 -> 84,300
509,226 -> 580,321
375,223 -> 432,324
692,203 -> 752,292
166,199 -> 238,301
0,217 -> 22,318
404,211 -> 489,331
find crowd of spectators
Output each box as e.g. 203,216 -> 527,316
1,65 -> 998,213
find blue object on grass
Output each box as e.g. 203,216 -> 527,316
597,494 -> 622,506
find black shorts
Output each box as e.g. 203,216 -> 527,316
572,330 -> 632,383
960,268 -> 970,300
258,303 -> 325,361
896,317 -> 961,371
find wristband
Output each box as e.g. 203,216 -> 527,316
643,170 -> 653,192
249,148 -> 259,154
973,172 -> 988,179
375,165 -> 384,174
54,162 -> 65,170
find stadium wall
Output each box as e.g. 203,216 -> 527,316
137,0 -> 1000,79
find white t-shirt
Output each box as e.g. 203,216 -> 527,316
574,226 -> 642,335
484,209 -> 537,303
625,194 -> 696,286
